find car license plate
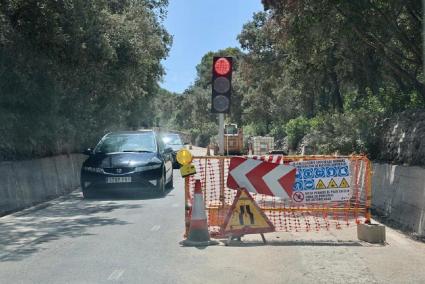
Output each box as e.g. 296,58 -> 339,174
106,177 -> 132,183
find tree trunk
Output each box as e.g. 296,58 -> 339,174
330,70 -> 344,113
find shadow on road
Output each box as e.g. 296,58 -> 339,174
221,239 -> 367,247
0,191 -> 145,262
85,186 -> 174,201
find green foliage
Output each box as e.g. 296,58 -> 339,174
343,91 -> 386,114
239,1 -> 423,116
152,0 -> 424,158
148,0 -> 425,166
0,0 -> 171,160
269,122 -> 286,140
243,123 -> 267,137
303,109 -> 382,156
284,117 -> 312,150
228,1 -> 424,156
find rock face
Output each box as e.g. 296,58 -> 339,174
378,110 -> 425,166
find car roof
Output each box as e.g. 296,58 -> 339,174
106,130 -> 155,136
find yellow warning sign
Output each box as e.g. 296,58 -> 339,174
339,178 -> 350,188
176,149 -> 192,165
316,179 -> 326,189
180,164 -> 196,177
328,178 -> 338,188
223,188 -> 274,236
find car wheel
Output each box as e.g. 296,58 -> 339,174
82,188 -> 95,199
166,169 -> 173,189
81,179 -> 95,199
156,169 -> 165,196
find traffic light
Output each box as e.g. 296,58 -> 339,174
211,56 -> 233,113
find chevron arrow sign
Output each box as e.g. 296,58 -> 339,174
227,157 -> 297,198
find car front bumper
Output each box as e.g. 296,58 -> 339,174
81,167 -> 162,190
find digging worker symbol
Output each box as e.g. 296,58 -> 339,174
238,205 -> 255,225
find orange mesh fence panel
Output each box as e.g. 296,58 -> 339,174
185,155 -> 371,237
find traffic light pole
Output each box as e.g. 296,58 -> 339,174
218,113 -> 224,155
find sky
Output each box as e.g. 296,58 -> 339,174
160,0 -> 263,93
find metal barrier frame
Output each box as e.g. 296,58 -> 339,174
184,155 -> 372,237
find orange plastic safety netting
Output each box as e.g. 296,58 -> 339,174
184,155 -> 372,237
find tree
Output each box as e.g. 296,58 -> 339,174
0,0 -> 171,159
262,0 -> 423,102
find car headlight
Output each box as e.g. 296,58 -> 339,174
135,164 -> 161,172
135,157 -> 162,172
83,166 -> 104,173
150,157 -> 162,164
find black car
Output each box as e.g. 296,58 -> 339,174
81,130 -> 173,198
162,133 -> 185,168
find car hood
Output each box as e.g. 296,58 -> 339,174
83,152 -> 160,168
169,145 -> 184,152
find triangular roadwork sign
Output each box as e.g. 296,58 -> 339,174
316,179 -> 326,189
328,178 -> 338,188
222,188 -> 275,237
339,178 -> 350,188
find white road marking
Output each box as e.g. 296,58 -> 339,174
108,269 -> 125,281
150,225 -> 161,231
171,203 -> 179,208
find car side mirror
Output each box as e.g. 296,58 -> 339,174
83,148 -> 93,155
164,147 -> 174,154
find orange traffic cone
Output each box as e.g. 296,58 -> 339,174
181,179 -> 219,246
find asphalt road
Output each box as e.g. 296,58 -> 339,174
0,147 -> 425,283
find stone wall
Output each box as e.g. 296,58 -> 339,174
0,154 -> 85,216
372,162 -> 425,236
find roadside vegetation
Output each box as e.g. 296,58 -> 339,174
0,0 -> 171,160
1,1 -> 423,161
155,0 -> 424,159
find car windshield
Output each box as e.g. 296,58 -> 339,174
94,133 -> 157,154
162,134 -> 183,146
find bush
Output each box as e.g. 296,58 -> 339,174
188,122 -> 217,147
195,134 -> 210,147
303,110 -> 382,156
243,123 -> 267,137
269,122 -> 286,140
284,117 -> 312,150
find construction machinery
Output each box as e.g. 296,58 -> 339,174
224,123 -> 244,155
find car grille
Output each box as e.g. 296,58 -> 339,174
103,167 -> 135,174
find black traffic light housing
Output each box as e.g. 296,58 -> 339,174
211,56 -> 233,113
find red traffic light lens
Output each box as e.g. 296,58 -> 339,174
214,58 -> 231,75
